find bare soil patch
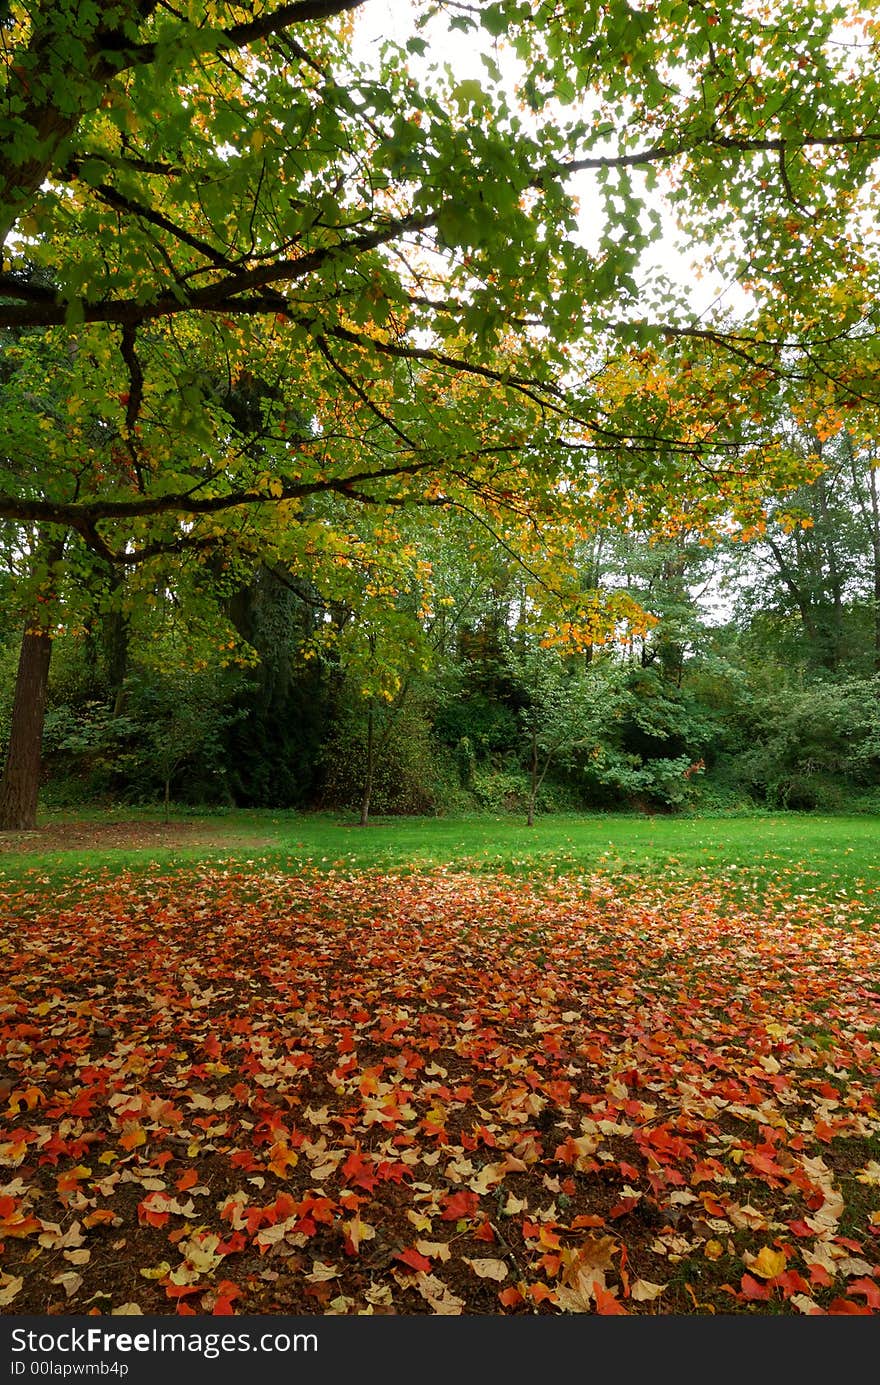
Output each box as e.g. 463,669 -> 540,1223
0,818 -> 273,856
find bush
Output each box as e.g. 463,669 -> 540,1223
319,705 -> 442,815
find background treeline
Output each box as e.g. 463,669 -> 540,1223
5,424 -> 879,820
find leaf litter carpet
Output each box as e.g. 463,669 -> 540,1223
2,869 -> 879,1315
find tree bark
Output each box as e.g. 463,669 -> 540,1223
0,537 -> 66,830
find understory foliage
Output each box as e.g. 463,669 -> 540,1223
22,506 -> 880,817
1,870 -> 879,1315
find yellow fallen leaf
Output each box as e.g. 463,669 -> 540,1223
704,1240 -> 724,1261
343,1216 -> 376,1252
747,1246 -> 786,1280
139,1262 -> 171,1280
119,1123 -> 146,1151
856,1161 -> 880,1188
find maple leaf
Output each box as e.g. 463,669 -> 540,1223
411,1272 -> 465,1315
440,1189 -> 479,1222
340,1148 -> 379,1193
745,1247 -> 787,1280
395,1247 -> 433,1274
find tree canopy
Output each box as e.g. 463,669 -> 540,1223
1,0 -> 879,827
1,0 -> 878,562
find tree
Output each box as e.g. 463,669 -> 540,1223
1,0 -> 880,826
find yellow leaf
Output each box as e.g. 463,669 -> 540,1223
704,1240 -> 724,1261
747,1246 -> 786,1280
139,1262 -> 171,1280
119,1122 -> 146,1151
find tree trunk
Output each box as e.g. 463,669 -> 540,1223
359,701 -> 375,827
0,537 -> 65,830
0,628 -> 54,830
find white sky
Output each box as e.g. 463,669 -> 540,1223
351,0 -> 752,321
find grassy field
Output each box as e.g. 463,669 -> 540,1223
3,809 -> 880,1316
2,807 -> 878,909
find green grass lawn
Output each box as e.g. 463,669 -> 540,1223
2,808 -> 878,909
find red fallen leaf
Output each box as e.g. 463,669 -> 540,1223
812,1120 -> 835,1143
175,1303 -> 198,1316
699,1193 -> 727,1217
165,1283 -> 204,1299
691,1159 -> 724,1184
211,1281 -> 242,1315
395,1247 -> 433,1274
441,1190 -> 479,1221
846,1278 -> 880,1309
609,1198 -> 639,1219
137,1201 -> 169,1230
743,1150 -> 783,1179
473,1219 -> 496,1243
498,1286 -> 524,1308
340,1148 -> 379,1193
0,1214 -> 41,1238
83,1209 -> 116,1229
538,1225 -> 562,1250
594,1286 -> 627,1315
740,1274 -> 771,1302
217,1233 -> 247,1255
176,1169 -> 199,1192
777,1269 -> 812,1297
809,1264 -> 834,1288
527,1283 -> 556,1303
229,1150 -> 260,1171
827,1298 -> 873,1315
834,1236 -> 864,1253
571,1214 -> 606,1230
787,1219 -> 814,1238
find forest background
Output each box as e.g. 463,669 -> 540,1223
1,0 -> 880,829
